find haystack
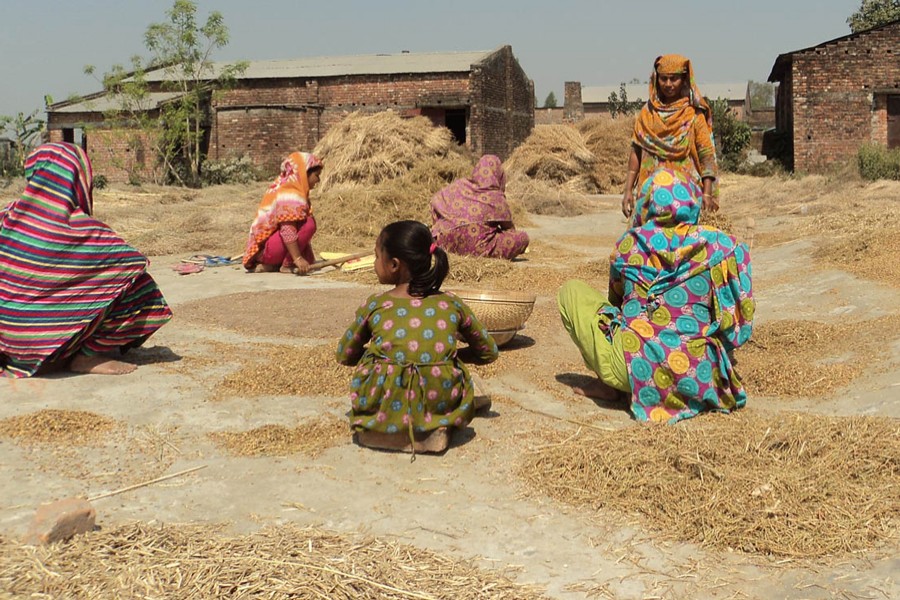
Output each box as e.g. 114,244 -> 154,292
575,117 -> 633,193
311,111 -> 474,248
504,125 -> 600,196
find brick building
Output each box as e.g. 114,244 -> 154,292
767,19 -> 900,173
47,46 -> 534,182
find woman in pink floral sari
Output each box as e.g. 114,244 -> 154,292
430,155 -> 529,260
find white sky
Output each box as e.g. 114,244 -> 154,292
0,0 -> 859,123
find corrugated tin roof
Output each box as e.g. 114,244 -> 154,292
582,82 -> 747,104
51,91 -> 185,113
141,50 -> 495,82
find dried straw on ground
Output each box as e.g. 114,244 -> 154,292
575,117 -> 633,193
209,416 -> 348,458
504,125 -> 600,199
92,184 -> 255,257
0,409 -> 118,445
312,112 -> 474,248
0,522 -> 547,599
520,410 -> 900,558
736,313 -> 900,398
217,343 -> 350,399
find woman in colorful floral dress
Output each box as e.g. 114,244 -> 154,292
622,54 -> 718,220
431,155 -> 529,260
337,220 -> 498,454
560,167 -> 753,424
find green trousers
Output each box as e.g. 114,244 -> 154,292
557,280 -> 630,392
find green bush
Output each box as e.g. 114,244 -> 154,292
708,98 -> 751,172
93,174 -> 108,190
857,143 -> 900,181
201,155 -> 261,186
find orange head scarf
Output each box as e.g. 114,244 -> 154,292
633,54 -> 713,163
242,151 -> 323,267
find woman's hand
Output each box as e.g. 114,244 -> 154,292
622,190 -> 635,218
703,193 -> 720,213
293,256 -> 310,275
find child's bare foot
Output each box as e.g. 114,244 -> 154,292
572,378 -> 619,401
69,353 -> 137,375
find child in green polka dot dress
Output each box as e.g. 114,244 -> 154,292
336,220 -> 499,455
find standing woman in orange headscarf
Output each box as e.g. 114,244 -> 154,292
622,55 -> 718,219
243,151 -> 323,275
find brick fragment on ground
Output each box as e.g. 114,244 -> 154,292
24,497 -> 96,545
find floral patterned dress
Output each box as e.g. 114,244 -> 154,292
431,155 -> 529,260
336,291 -> 499,437
602,168 -> 753,423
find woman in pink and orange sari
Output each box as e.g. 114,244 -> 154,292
430,155 -> 529,260
242,151 -> 323,275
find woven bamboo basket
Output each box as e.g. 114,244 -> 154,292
488,328 -> 520,346
449,289 -> 536,333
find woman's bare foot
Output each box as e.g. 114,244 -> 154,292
572,378 -> 620,402
69,353 -> 137,375
255,264 -> 278,273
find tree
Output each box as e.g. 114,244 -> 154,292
847,0 -> 900,32
84,56 -> 172,185
0,109 -> 46,177
144,0 -> 247,186
748,81 -> 776,110
708,98 -> 751,171
86,0 -> 246,187
543,91 -> 558,108
608,83 -> 643,118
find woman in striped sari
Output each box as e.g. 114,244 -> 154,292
0,143 -> 172,377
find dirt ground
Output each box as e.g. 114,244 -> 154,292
1,186 -> 898,599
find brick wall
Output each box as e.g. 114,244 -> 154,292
468,45 -> 534,159
84,128 -> 163,184
47,110 -> 166,184
787,21 -> 900,173
535,107 -> 565,125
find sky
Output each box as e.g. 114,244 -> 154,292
0,0 -> 861,126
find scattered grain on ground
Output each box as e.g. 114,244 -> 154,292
520,410 -> 900,558
0,522 -> 548,599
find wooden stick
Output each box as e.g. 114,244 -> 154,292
87,465 -> 207,502
307,250 -> 374,272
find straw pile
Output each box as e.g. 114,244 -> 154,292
0,522 -> 547,599
520,410 -> 900,558
315,112 -> 469,187
209,416 -> 347,458
504,125 -> 601,197
312,111 -> 474,248
505,175 -> 588,217
736,313 -> 900,397
575,117 -> 633,193
0,409 -> 118,445
217,343 -> 350,399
